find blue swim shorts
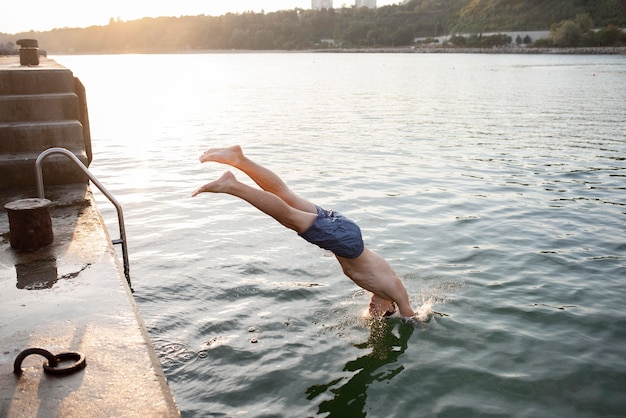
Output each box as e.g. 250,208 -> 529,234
298,206 -> 364,259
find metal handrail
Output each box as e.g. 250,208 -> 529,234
35,147 -> 131,288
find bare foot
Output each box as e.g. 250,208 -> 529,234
199,145 -> 244,165
192,171 -> 237,197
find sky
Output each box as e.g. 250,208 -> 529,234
1,0 -> 400,35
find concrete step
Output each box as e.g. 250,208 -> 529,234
0,121 -> 85,152
0,67 -> 75,95
0,93 -> 80,123
0,150 -> 88,189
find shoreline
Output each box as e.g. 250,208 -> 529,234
316,46 -> 626,54
27,46 -> 626,56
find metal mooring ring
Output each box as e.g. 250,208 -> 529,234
43,351 -> 86,376
13,348 -> 86,376
13,348 -> 57,375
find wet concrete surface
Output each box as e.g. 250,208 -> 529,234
0,184 -> 179,417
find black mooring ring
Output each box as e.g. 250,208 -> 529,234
13,348 -> 57,375
43,351 -> 86,376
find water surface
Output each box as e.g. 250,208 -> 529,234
54,53 -> 626,417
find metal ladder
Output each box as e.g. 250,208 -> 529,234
35,147 -> 131,288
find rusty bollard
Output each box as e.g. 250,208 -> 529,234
4,198 -> 53,250
16,39 -> 39,66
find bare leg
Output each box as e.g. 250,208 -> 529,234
199,145 -> 317,214
192,171 -> 316,233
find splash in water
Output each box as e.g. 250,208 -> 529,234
413,298 -> 434,322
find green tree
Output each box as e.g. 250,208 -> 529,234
229,28 -> 248,49
391,24 -> 415,46
449,34 -> 467,46
593,24 -> 624,46
366,27 -> 388,46
254,29 -> 275,49
343,21 -> 375,46
551,20 -> 582,47
575,13 -> 594,32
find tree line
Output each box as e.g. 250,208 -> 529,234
448,14 -> 625,48
1,0 -> 625,53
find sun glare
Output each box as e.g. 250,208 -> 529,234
3,1 -> 396,34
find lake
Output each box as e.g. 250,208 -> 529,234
52,52 -> 626,417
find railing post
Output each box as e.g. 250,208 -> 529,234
35,148 -> 131,288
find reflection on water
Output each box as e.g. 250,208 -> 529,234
307,319 -> 414,418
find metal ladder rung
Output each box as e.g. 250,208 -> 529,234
35,147 -> 131,289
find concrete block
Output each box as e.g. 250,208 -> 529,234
0,121 -> 85,152
0,93 -> 80,123
0,150 -> 89,189
0,68 -> 75,95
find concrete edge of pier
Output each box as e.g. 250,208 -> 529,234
0,184 -> 180,417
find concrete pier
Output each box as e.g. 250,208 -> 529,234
0,56 -> 91,189
0,57 -> 179,416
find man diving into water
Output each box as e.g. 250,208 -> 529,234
192,146 -> 415,319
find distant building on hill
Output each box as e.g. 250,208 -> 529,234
312,0 -> 376,10
312,0 -> 333,10
355,0 -> 376,8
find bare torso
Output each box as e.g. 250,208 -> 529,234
336,248 -> 415,317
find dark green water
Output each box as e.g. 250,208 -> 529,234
55,53 -> 626,417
